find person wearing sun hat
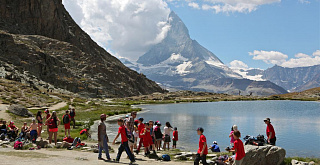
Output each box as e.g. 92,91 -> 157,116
264,118 -> 276,145
98,114 -> 111,161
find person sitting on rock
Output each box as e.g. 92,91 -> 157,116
8,121 -> 19,140
19,122 -> 30,140
209,141 -> 220,152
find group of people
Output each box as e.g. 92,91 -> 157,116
97,111 -> 179,164
0,108 -> 77,145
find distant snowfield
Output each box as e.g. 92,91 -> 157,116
232,69 -> 266,81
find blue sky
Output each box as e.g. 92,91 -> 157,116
64,0 -> 319,70
166,0 -> 319,69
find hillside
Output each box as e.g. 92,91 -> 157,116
0,0 -> 165,97
273,87 -> 320,101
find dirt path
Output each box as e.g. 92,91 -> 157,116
0,145 -> 193,165
0,104 -> 10,120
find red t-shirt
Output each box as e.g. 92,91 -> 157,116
233,139 -> 245,160
198,134 -> 208,155
118,125 -> 128,143
142,128 -> 152,140
46,114 -> 51,119
173,130 -> 178,141
8,125 -> 16,129
138,123 -> 145,138
266,124 -> 275,139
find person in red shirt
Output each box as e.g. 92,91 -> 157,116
135,117 -> 145,154
264,118 -> 276,145
44,109 -> 50,140
62,110 -> 71,138
112,118 -> 135,164
140,123 -> 154,156
172,127 -> 178,149
8,121 -> 19,139
194,127 -> 208,165
229,130 -> 245,165
80,128 -> 91,138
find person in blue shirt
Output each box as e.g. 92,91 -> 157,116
209,141 -> 220,152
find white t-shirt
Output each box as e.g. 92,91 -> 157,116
163,126 -> 173,135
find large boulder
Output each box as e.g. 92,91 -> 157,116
36,140 -> 49,148
242,145 -> 286,165
8,104 -> 33,117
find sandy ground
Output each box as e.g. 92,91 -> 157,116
0,143 -> 193,165
0,104 -> 10,120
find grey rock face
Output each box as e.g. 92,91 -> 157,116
242,145 -> 286,165
0,0 -> 165,98
8,104 -> 33,117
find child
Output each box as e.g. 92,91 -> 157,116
163,122 -> 173,151
148,120 -> 156,154
62,110 -> 71,137
228,130 -> 245,165
140,123 -> 154,156
209,141 -> 220,152
172,127 -> 178,149
135,117 -> 145,154
133,120 -> 139,149
113,119 -> 135,164
29,119 -> 38,143
194,127 -> 208,165
36,111 -> 43,139
154,122 -> 162,151
229,125 -> 238,147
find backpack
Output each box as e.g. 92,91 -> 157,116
63,137 -> 74,143
125,127 -> 132,139
48,119 -> 56,129
14,141 -> 23,150
70,111 -> 75,117
73,137 -> 81,146
162,154 -> 171,161
63,115 -> 70,124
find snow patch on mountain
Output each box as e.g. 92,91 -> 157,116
176,61 -> 192,75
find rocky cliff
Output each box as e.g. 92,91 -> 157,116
0,0 -> 165,97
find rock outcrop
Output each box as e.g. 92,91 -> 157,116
8,104 -> 33,117
0,0 -> 165,97
242,145 -> 286,165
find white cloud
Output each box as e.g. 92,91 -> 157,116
229,60 -> 249,70
63,0 -> 171,60
299,0 -> 310,4
199,0 -> 281,13
249,50 -> 288,65
249,50 -> 320,68
188,2 -> 200,9
313,50 -> 320,56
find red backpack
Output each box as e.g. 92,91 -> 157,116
14,141 -> 23,150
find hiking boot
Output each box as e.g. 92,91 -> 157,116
134,150 -> 139,155
98,158 -> 104,160
113,159 -> 119,163
130,160 -> 136,165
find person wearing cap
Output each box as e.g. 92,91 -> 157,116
194,127 -> 208,165
8,121 -> 19,139
264,118 -> 276,145
98,114 -> 111,161
30,119 -> 38,143
209,141 -> 220,152
135,117 -> 145,154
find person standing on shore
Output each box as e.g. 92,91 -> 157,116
44,109 -> 50,140
264,118 -> 276,145
125,111 -> 137,153
194,127 -> 208,165
163,122 -> 173,151
62,110 -> 71,138
98,114 -> 111,161
113,118 -> 135,164
70,108 -> 76,129
30,119 -> 38,143
228,130 -> 245,165
172,127 -> 178,149
229,125 -> 238,147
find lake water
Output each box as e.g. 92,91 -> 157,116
105,101 -> 320,157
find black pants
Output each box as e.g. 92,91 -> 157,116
269,137 -> 276,145
194,153 -> 208,165
116,141 -> 135,162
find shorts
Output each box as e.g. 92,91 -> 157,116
38,123 -> 43,127
173,140 -> 177,146
164,134 -> 171,143
49,128 -> 58,133
30,130 -> 37,136
64,123 -> 70,129
143,138 -> 153,147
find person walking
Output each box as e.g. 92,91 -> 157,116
264,118 -> 276,145
135,117 -> 145,154
194,127 -> 208,165
125,111 -> 137,153
113,118 -> 135,164
98,114 -> 111,161
228,130 -> 245,165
